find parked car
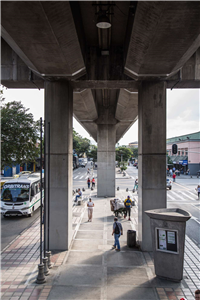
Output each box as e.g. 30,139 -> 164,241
13,171 -> 32,179
166,178 -> 172,190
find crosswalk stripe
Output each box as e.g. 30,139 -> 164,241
80,176 -> 83,179
167,193 -> 176,200
180,191 -> 195,201
74,176 -> 78,179
187,190 -> 198,197
170,191 -> 183,200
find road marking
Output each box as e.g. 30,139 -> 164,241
191,204 -> 200,211
180,191 -> 196,201
80,176 -> 83,179
173,182 -> 192,191
74,176 -> 78,179
167,193 -> 176,200
170,191 -> 183,200
191,216 -> 200,225
187,190 -> 198,197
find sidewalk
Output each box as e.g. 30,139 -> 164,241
1,190 -> 199,300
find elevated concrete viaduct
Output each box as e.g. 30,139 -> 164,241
1,1 -> 200,251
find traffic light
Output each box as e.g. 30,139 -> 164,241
172,144 -> 178,154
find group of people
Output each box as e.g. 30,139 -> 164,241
87,177 -> 95,188
167,168 -> 177,182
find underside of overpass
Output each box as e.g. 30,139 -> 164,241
1,1 -> 200,251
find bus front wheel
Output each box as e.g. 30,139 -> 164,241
28,208 -> 34,217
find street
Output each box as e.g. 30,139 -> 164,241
1,163 -> 200,249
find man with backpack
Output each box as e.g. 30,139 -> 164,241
112,217 -> 123,251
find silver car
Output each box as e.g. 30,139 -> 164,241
166,178 -> 172,190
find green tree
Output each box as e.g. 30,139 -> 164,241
116,146 -> 132,163
167,153 -> 173,165
1,101 -> 40,169
87,146 -> 97,162
73,130 -> 91,157
131,147 -> 138,159
116,146 -> 132,172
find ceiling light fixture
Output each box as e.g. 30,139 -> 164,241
96,10 -> 111,29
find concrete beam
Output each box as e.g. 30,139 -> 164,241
1,2 -> 86,77
125,2 -> 200,78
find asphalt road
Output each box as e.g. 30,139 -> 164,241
1,163 -> 200,250
1,208 -> 40,251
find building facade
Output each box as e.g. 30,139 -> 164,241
167,132 -> 200,175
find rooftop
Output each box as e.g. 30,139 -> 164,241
167,131 -> 200,144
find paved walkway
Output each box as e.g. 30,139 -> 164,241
1,191 -> 199,300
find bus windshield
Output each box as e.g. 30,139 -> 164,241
1,183 -> 30,202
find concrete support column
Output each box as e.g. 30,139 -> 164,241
45,80 -> 73,250
97,125 -> 116,197
138,81 -> 167,251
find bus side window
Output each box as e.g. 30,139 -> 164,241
31,185 -> 35,197
35,181 -> 41,194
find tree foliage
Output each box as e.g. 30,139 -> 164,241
116,146 -> 132,163
116,146 -> 132,172
167,153 -> 173,165
131,147 -> 138,159
87,146 -> 97,162
73,129 -> 91,157
1,101 -> 40,168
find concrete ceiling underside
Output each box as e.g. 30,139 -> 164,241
1,1 -> 200,143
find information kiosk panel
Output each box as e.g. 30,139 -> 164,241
156,228 -> 178,254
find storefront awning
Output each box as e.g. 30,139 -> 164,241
170,156 -> 188,165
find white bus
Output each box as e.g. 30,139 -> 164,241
1,172 -> 44,217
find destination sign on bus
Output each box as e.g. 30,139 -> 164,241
3,184 -> 30,189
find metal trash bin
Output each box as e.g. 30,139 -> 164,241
127,230 -> 136,247
145,208 -> 191,282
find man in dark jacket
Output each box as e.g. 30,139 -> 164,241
112,217 -> 123,251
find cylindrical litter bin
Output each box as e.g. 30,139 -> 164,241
145,208 -> 191,282
127,230 -> 136,247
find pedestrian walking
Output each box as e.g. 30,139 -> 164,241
173,166 -> 175,172
134,178 -> 138,191
172,173 -> 176,182
87,198 -> 94,222
92,177 -> 95,188
87,178 -> 91,188
112,217 -> 123,251
87,168 -> 90,175
124,195 -> 132,220
195,185 -> 200,199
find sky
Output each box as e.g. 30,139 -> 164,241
2,87 -> 200,145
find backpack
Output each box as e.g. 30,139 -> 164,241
115,222 -> 120,234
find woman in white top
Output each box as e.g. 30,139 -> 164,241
87,198 -> 94,222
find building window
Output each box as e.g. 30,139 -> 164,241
178,151 -> 180,155
185,151 -> 188,155
182,151 -> 184,155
